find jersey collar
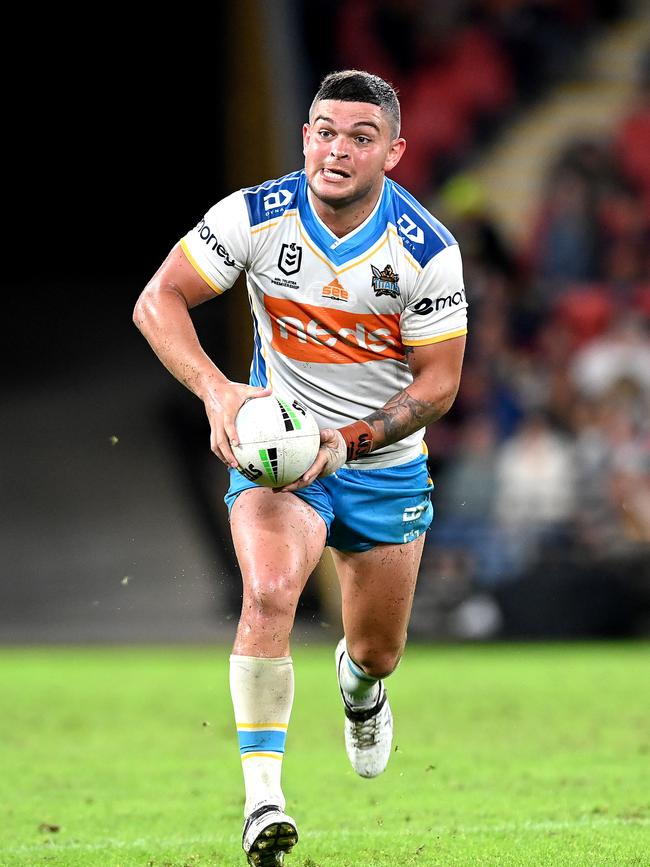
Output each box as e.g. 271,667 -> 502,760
298,173 -> 391,267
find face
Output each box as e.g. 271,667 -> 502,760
303,100 -> 406,212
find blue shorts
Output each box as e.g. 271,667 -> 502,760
224,454 -> 434,553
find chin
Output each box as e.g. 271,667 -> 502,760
316,191 -> 351,208
310,179 -> 353,208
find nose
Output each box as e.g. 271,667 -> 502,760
330,140 -> 349,159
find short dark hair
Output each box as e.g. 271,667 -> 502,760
310,70 -> 401,138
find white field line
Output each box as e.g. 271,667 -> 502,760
3,816 -> 649,855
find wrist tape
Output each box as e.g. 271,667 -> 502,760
339,420 -> 374,462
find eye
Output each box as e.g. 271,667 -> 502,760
356,136 -> 370,144
318,129 -> 333,139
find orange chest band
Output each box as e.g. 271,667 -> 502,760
339,420 -> 375,462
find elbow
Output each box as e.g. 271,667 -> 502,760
132,298 -> 144,332
132,284 -> 156,334
433,380 -> 461,420
133,277 -> 189,334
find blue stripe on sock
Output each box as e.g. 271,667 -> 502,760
238,729 -> 287,755
347,655 -> 378,683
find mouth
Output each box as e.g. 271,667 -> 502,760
320,166 -> 350,180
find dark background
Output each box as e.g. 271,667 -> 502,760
6,15 -> 226,376
2,14 -> 248,642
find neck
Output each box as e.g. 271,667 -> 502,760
308,181 -> 384,239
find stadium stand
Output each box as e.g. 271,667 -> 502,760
413,35 -> 650,639
296,1 -> 650,638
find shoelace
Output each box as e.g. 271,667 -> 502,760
351,714 -> 381,748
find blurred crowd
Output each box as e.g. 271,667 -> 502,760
301,1 -> 650,637
301,0 -> 628,195
418,43 -> 650,638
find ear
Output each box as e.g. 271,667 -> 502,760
384,138 -> 407,173
302,122 -> 311,156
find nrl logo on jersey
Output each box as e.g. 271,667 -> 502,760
371,264 -> 400,298
278,243 -> 302,276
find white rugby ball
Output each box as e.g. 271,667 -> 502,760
232,393 -> 321,487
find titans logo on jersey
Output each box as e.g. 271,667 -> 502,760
180,170 -> 468,469
371,264 -> 400,298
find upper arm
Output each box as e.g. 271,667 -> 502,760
139,189 -> 251,313
143,242 -> 220,309
407,334 -> 466,404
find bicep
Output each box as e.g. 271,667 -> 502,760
407,334 -> 466,392
145,243 -> 220,309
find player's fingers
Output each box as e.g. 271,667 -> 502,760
224,387 -> 271,446
222,440 -> 239,468
211,428 -> 238,468
278,448 -> 329,492
319,427 -> 341,445
302,451 -> 329,483
275,473 -> 315,493
223,415 -> 240,449
274,454 -> 322,492
246,385 -> 272,400
210,442 -> 229,466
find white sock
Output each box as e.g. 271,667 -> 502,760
338,645 -> 380,710
229,655 -> 294,817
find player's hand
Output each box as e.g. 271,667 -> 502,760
203,381 -> 272,468
275,428 -> 347,492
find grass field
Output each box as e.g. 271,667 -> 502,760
0,642 -> 648,867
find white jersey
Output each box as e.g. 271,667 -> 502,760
181,170 -> 468,469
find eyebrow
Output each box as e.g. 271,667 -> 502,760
313,115 -> 381,133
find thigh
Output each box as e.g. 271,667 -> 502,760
331,534 -> 425,659
230,487 -> 327,602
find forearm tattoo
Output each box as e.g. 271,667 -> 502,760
364,390 -> 440,448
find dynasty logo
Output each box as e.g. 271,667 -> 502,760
371,264 -> 400,298
264,189 -> 292,211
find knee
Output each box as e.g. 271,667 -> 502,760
243,576 -> 301,620
347,642 -> 402,680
